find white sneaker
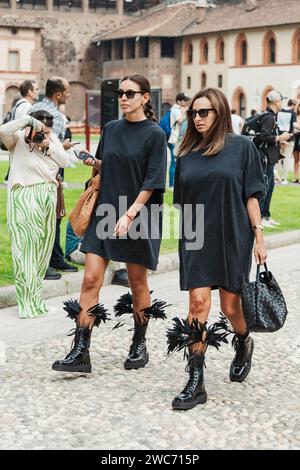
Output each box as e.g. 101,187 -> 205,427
262,218 -> 276,228
280,179 -> 288,185
269,218 -> 281,226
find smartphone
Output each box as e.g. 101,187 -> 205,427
74,150 -> 95,162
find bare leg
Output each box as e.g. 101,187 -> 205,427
188,287 -> 211,353
219,288 -> 247,335
126,263 -> 150,322
78,253 -> 109,328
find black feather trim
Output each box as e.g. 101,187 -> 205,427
142,299 -> 170,321
167,313 -> 231,357
206,313 -> 231,350
166,317 -> 207,356
63,299 -> 81,321
113,292 -> 134,317
87,303 -> 110,327
112,321 -> 125,330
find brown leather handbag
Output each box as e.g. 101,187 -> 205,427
69,173 -> 100,237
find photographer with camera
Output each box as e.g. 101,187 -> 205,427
0,110 -> 70,318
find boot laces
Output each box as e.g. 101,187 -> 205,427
182,356 -> 203,394
232,335 -> 247,363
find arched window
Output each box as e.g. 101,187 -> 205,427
184,40 -> 193,64
201,72 -> 207,89
232,87 -> 247,119
261,86 -> 274,111
200,37 -> 209,64
263,31 -> 277,65
292,29 -> 300,63
235,33 -> 248,66
216,37 -> 225,62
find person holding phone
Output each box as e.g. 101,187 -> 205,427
0,110 -> 70,318
52,74 -> 168,374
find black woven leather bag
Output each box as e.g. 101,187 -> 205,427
241,263 -> 288,333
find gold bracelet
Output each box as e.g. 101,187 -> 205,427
252,225 -> 264,231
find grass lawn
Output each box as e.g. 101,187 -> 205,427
0,160 -> 299,287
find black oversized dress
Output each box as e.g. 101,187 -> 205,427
80,118 -> 167,271
173,134 -> 265,293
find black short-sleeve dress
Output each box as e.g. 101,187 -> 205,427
173,134 -> 265,293
80,118 -> 167,271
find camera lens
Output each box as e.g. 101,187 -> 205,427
33,132 -> 44,144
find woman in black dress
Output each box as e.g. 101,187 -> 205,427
167,88 -> 267,410
52,75 -> 168,373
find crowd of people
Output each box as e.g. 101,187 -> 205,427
2,74 -> 294,410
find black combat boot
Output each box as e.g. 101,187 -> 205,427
167,314 -> 231,410
229,332 -> 254,382
113,291 -> 169,369
52,326 -> 92,373
172,352 -> 207,410
52,299 -> 109,373
124,318 -> 149,370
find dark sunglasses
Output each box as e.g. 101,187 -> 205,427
116,89 -> 144,99
187,108 -> 216,118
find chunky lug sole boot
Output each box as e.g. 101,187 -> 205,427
51,299 -> 109,374
124,321 -> 149,370
52,327 -> 92,373
167,314 -> 231,410
172,353 -> 207,410
230,333 -> 254,382
113,291 -> 169,370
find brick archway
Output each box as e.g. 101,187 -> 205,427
262,31 -> 277,65
235,33 -> 248,66
261,85 -> 274,111
200,37 -> 209,64
292,28 -> 300,64
232,87 -> 247,118
215,36 -> 225,63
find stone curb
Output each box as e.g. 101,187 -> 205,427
0,230 -> 300,310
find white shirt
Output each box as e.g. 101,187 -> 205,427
0,116 -> 70,191
14,99 -> 32,120
231,114 -> 244,135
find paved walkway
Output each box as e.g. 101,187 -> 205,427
0,244 -> 299,450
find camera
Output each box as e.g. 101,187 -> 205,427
32,131 -> 45,144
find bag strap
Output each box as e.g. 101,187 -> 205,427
256,263 -> 269,282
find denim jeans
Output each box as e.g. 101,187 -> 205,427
259,161 -> 275,219
168,143 -> 176,188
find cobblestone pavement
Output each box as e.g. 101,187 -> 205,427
0,268 -> 300,450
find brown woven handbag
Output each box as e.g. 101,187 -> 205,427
69,173 -> 100,237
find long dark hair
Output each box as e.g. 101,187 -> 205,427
120,74 -> 156,122
179,88 -> 233,157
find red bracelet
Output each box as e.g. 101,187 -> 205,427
125,212 -> 134,222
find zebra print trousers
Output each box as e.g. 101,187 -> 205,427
7,182 -> 57,318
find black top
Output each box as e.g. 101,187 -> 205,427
81,118 -> 167,270
259,107 -> 280,164
174,134 -> 265,293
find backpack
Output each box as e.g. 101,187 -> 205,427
241,113 -> 265,140
242,111 -> 277,149
0,99 -> 27,150
158,111 -> 171,140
